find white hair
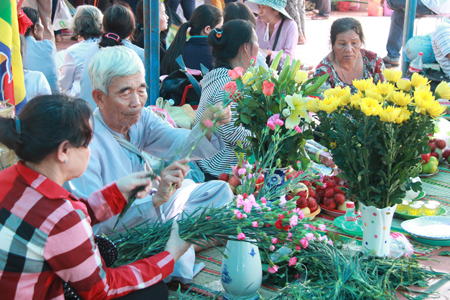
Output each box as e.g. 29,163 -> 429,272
71,5 -> 103,37
88,46 -> 145,95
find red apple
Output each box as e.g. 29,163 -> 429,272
444,149 -> 450,160
436,139 -> 446,150
428,142 -> 437,153
430,152 -> 439,159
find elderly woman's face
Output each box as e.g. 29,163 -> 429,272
257,5 -> 279,24
102,72 -> 147,130
332,30 -> 362,63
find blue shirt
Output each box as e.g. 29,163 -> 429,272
23,36 -> 60,94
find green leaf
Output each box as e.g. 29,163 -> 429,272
303,74 -> 329,95
438,250 -> 450,256
241,114 -> 251,124
270,50 -> 283,70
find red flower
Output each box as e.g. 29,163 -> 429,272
228,67 -> 244,80
262,81 -> 275,96
223,81 -> 237,96
205,216 -> 211,220
275,219 -> 283,229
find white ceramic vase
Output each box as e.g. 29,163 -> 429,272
221,240 -> 262,300
360,202 -> 397,257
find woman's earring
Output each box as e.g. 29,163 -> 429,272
64,159 -> 68,164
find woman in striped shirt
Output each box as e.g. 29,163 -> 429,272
194,20 -> 260,180
0,95 -> 190,299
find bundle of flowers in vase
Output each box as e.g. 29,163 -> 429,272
308,70 -> 449,256
224,52 -> 329,170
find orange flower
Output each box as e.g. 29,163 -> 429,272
262,81 -> 275,96
223,81 -> 237,96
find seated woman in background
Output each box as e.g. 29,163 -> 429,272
194,20 -> 257,180
59,5 -> 103,97
0,95 -> 190,300
133,0 -> 169,64
161,4 -> 223,74
20,36 -> 51,100
21,7 -> 59,94
247,0 -> 298,70
314,17 -> 385,93
223,2 -> 268,69
79,2 -> 144,109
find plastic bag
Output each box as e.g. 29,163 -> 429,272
52,0 -> 72,31
389,232 -> 414,259
403,34 -> 436,63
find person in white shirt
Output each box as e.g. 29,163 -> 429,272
381,0 -> 450,68
432,18 -> 450,78
59,5 -> 103,97
22,7 -> 60,94
65,46 -> 233,283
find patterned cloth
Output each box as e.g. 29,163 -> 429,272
313,49 -> 386,93
0,161 -> 174,299
285,0 -> 306,36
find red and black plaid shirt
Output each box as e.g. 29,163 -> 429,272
0,161 -> 174,299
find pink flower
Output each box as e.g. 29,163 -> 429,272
319,235 -> 327,242
289,257 -> 297,266
298,211 -> 305,220
228,67 -> 244,80
295,274 -> 300,279
243,214 -> 248,218
231,165 -> 240,177
261,197 -> 267,204
247,173 -> 253,179
271,238 -> 278,244
289,215 -> 298,227
202,119 -> 214,128
233,209 -> 240,215
236,195 -> 244,208
268,265 -> 278,273
243,200 -> 252,214
262,80 -> 275,96
279,196 -> 287,205
236,212 -> 243,219
269,245 -> 275,251
295,245 -> 301,251
327,239 -> 334,246
292,208 -> 300,214
275,119 -> 284,126
300,237 -> 308,249
319,224 -> 326,231
252,221 -> 258,228
223,81 -> 237,95
288,232 -> 292,238
294,125 -> 302,133
268,114 -> 280,123
266,121 -> 276,130
305,233 -> 316,241
238,168 -> 246,176
237,233 -> 246,240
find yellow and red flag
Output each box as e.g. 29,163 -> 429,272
0,0 -> 27,111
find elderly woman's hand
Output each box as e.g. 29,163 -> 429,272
165,221 -> 191,262
200,102 -> 232,128
152,159 -> 190,208
115,171 -> 154,199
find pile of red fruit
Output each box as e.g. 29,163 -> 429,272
218,172 -> 264,195
425,138 -> 450,162
291,175 -> 349,212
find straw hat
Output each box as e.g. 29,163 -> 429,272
247,0 -> 293,20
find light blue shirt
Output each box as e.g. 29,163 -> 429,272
23,36 -> 60,94
79,40 -> 145,109
64,107 -> 224,235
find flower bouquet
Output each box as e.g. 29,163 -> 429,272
308,70 -> 448,255
225,52 -> 329,170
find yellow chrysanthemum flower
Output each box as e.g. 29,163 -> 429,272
349,93 -> 362,109
242,71 -> 253,85
415,84 -> 430,93
365,87 -> 384,103
414,90 -> 435,113
376,81 -> 395,97
295,70 -> 309,84
396,79 -> 412,91
427,101 -> 447,118
435,81 -> 450,100
395,106 -> 412,123
390,91 -> 412,106
318,96 -> 340,114
360,97 -> 383,116
285,93 -> 311,128
383,69 -> 402,83
324,86 -> 352,106
306,97 -> 320,113
379,106 -> 401,123
411,73 -> 430,87
353,78 -> 375,92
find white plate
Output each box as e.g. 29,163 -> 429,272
401,216 -> 450,240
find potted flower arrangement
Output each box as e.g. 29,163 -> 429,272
225,52 -> 329,175
308,70 -> 448,256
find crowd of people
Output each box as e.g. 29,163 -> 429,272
1,0 -> 450,298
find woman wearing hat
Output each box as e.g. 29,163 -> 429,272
247,0 -> 298,70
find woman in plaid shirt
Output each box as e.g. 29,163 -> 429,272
0,95 -> 191,299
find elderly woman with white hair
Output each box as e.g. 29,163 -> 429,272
65,46 -> 233,283
59,5 -> 103,97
